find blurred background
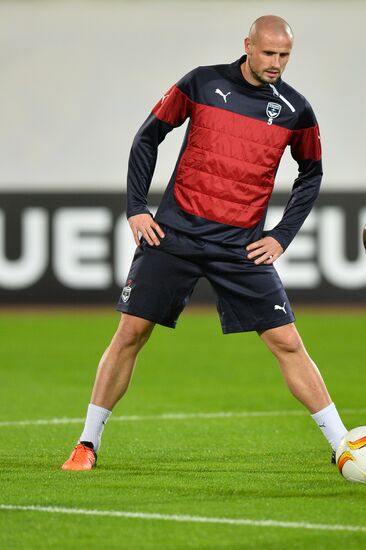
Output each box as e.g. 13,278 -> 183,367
1,0 -> 365,304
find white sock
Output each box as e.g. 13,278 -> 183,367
79,403 -> 111,452
311,402 -> 347,450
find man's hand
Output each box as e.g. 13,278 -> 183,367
246,236 -> 283,265
128,213 -> 165,247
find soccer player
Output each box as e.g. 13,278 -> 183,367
62,15 -> 347,470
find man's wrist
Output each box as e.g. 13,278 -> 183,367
126,207 -> 151,219
264,231 -> 289,252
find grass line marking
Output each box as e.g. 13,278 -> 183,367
0,408 -> 365,428
0,504 -> 365,533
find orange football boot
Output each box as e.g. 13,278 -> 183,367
61,442 -> 97,471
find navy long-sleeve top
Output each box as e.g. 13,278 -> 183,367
127,54 -> 322,251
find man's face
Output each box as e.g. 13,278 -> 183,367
244,32 -> 293,85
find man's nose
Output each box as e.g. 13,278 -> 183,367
271,54 -> 281,68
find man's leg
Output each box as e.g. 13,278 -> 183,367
61,228 -> 202,470
62,313 -> 154,470
259,323 -> 347,451
90,313 -> 155,410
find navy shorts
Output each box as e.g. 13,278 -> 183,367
116,225 -> 295,334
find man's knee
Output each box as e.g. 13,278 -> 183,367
112,314 -> 155,352
260,324 -> 304,356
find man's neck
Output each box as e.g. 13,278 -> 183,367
240,61 -> 263,87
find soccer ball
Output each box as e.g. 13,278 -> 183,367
336,426 -> 366,483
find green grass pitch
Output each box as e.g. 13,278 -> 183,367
0,308 -> 366,549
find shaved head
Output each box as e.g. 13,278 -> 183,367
242,15 -> 294,86
249,15 -> 293,44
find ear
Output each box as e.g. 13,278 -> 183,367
244,37 -> 251,55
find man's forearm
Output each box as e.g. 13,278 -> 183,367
266,159 -> 322,250
126,114 -> 175,218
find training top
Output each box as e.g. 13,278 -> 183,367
126,54 -> 322,251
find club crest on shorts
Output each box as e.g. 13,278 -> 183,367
266,102 -> 282,125
121,279 -> 133,303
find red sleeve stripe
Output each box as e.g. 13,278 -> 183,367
152,84 -> 191,127
291,124 -> 322,161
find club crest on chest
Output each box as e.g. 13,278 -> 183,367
266,102 -> 282,125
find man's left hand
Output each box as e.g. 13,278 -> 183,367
246,236 -> 283,265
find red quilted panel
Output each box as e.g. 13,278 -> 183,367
174,182 -> 268,228
173,102 -> 290,227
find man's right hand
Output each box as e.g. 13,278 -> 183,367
128,213 -> 165,247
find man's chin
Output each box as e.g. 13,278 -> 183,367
249,68 -> 281,86
261,74 -> 280,84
